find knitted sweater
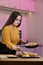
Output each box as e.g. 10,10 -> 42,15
1,26 -> 20,49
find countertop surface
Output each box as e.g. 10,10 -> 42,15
0,55 -> 43,61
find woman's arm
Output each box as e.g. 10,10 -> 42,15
21,39 -> 26,44
18,39 -> 26,45
2,27 -> 21,51
2,27 -> 15,49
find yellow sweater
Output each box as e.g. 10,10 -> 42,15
1,26 -> 20,49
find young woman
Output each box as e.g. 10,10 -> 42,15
0,11 -> 26,54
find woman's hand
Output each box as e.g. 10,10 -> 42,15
16,46 -> 21,51
12,46 -> 21,51
20,39 -> 26,44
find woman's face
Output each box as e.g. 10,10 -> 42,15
13,15 -> 21,27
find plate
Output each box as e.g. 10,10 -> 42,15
7,55 -> 18,58
17,52 -> 40,58
0,54 -> 18,58
18,56 -> 40,58
25,43 -> 38,48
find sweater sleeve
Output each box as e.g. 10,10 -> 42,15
2,27 -> 15,50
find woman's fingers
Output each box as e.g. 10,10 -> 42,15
16,47 -> 21,51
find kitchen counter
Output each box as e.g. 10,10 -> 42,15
0,57 -> 43,61
0,57 -> 43,65
0,54 -> 43,61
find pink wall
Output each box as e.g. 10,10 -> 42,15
20,15 -> 28,41
0,12 -> 10,30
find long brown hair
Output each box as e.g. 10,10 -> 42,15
2,11 -> 22,30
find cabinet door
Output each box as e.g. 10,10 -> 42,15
8,0 -> 21,9
0,0 -> 35,12
0,0 -> 21,9
21,0 -> 35,12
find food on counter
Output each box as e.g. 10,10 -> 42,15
27,52 -> 38,57
17,52 -> 38,57
17,53 -> 30,57
21,52 -> 30,57
22,52 -> 38,57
